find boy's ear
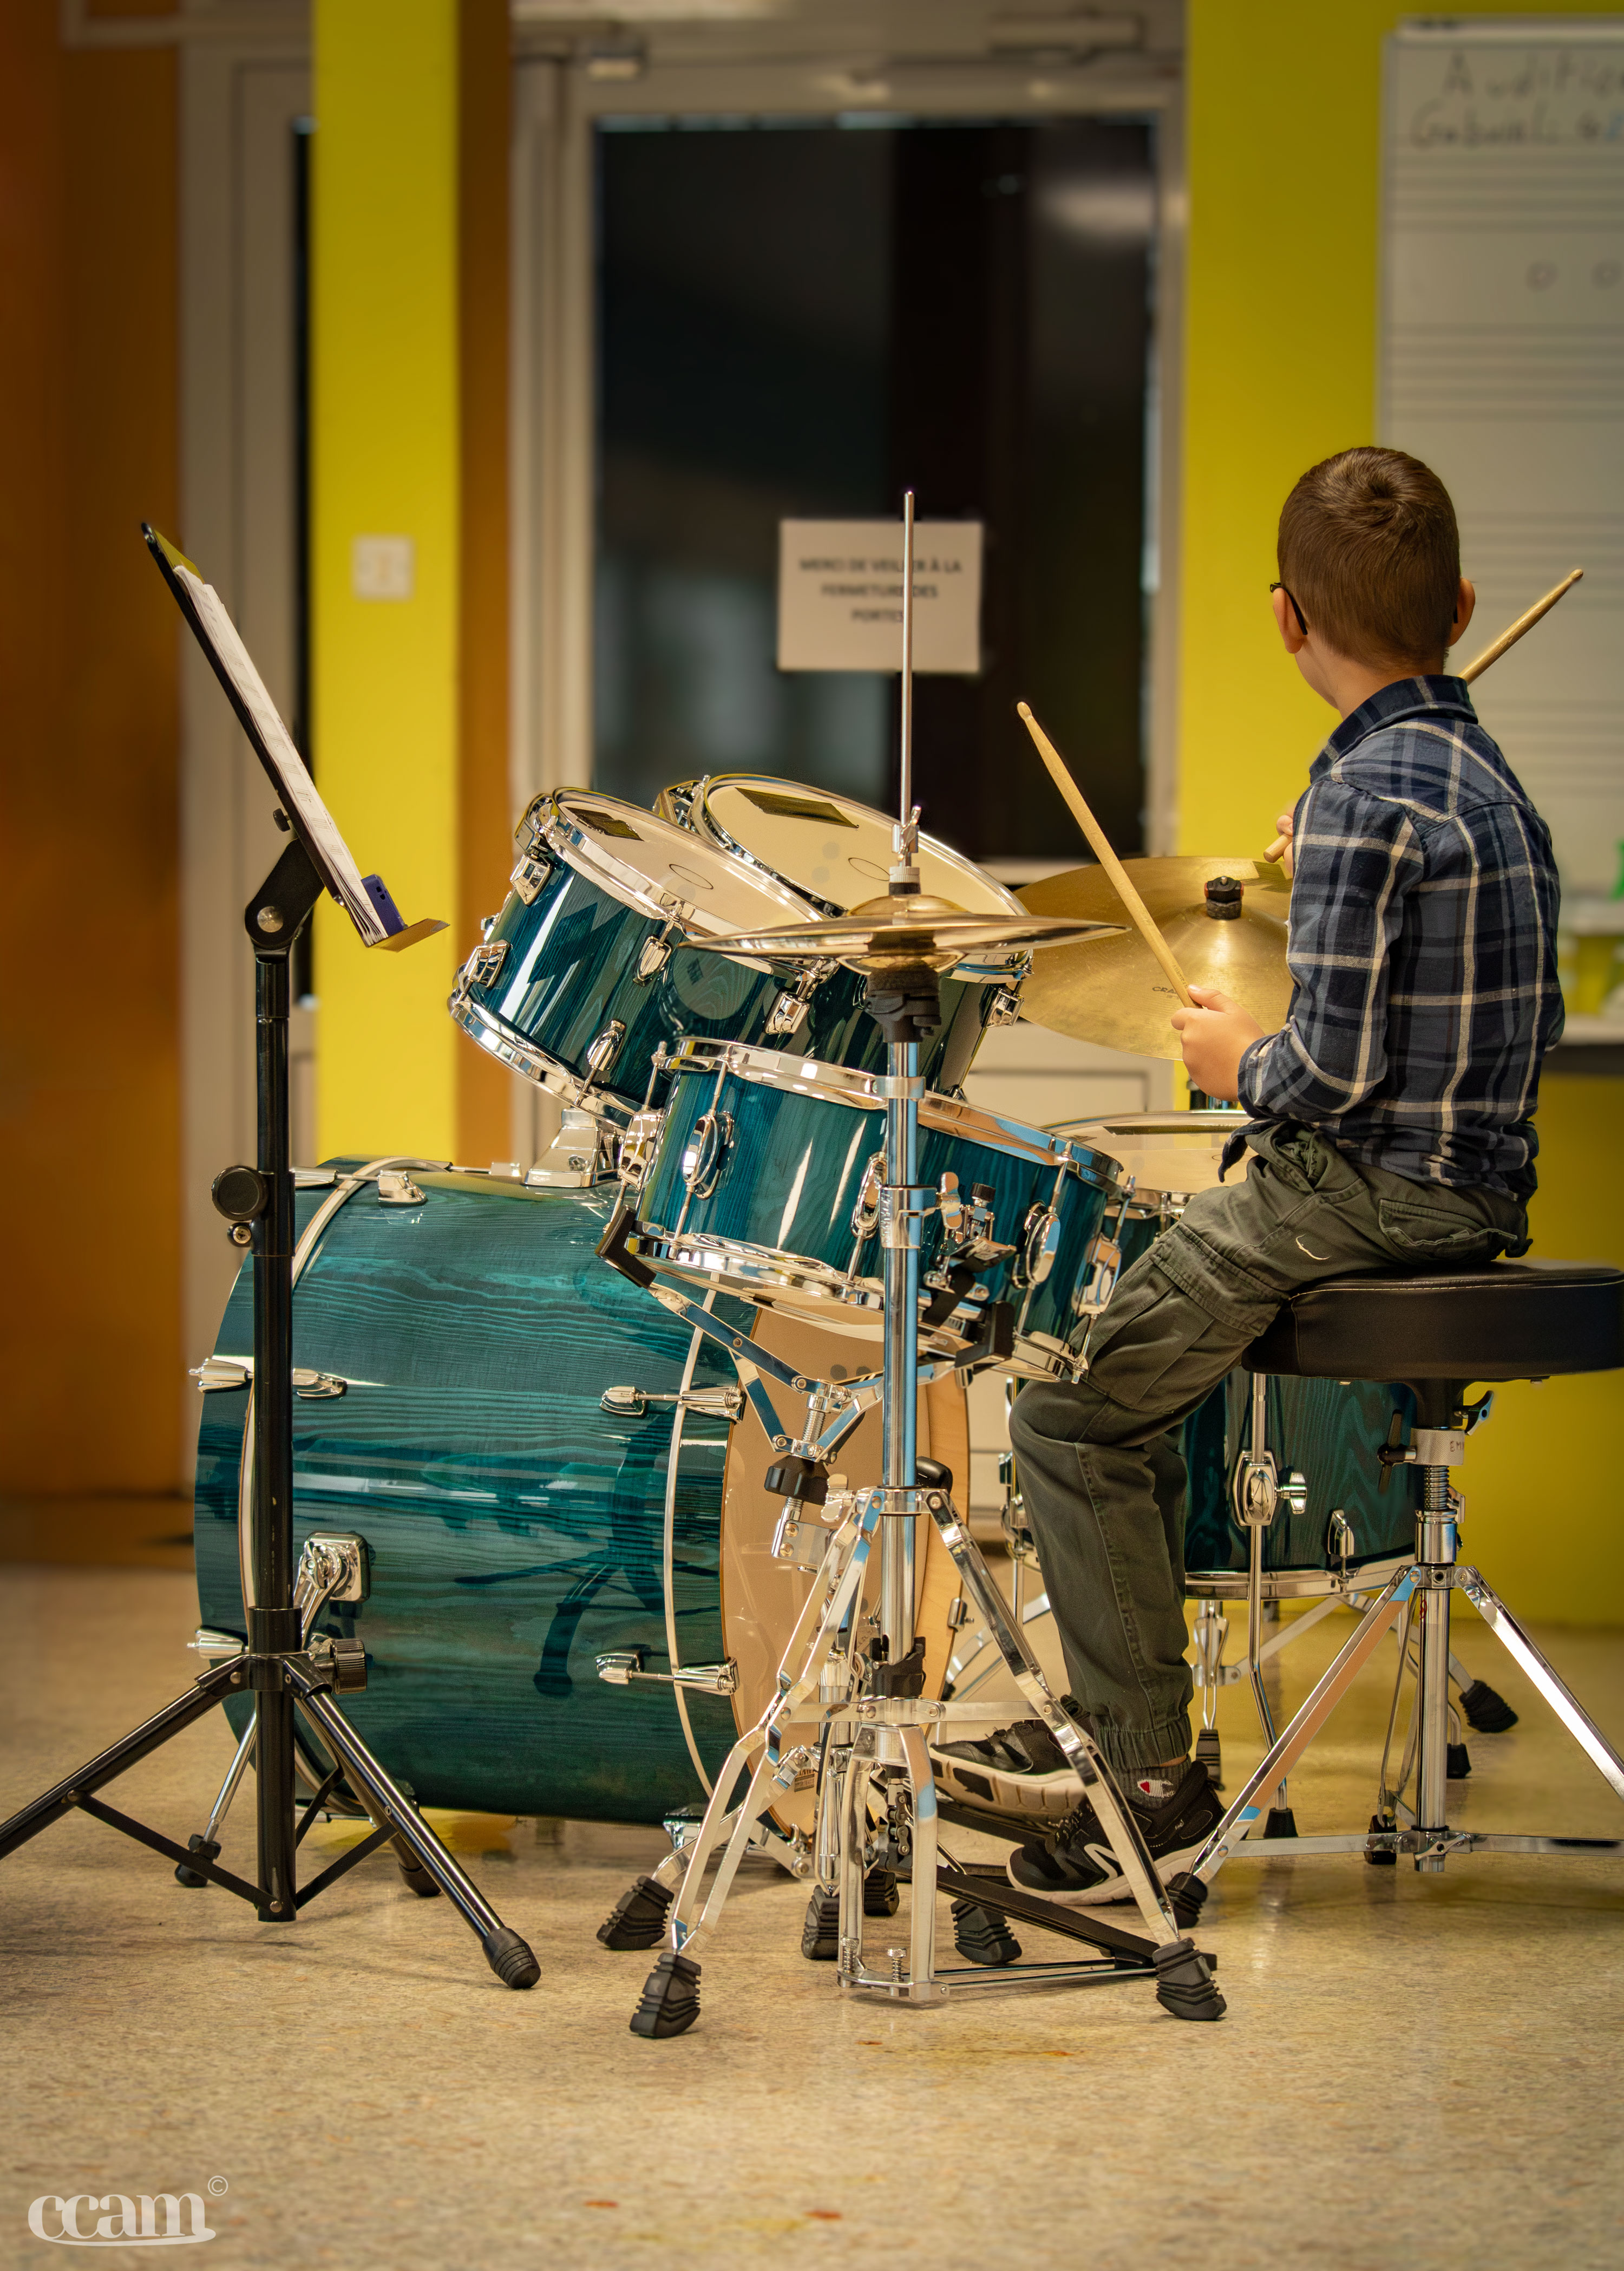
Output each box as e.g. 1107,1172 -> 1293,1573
1452,576 -> 1477,644
1272,585 -> 1307,654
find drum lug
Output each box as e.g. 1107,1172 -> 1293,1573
463,939 -> 509,988
986,983 -> 1023,1028
1018,1202 -> 1062,1288
636,923 -> 679,982
508,851 -> 551,905
767,956 -> 836,1035
681,1110 -> 734,1199
596,1648 -> 739,1698
584,1019 -> 627,1080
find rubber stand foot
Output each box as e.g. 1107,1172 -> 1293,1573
393,1838 -> 442,1898
598,1874 -> 675,1951
801,1888 -> 839,1961
863,1866 -> 900,1918
631,1950 -> 701,2038
1153,1936 -> 1226,2021
951,1898 -> 1021,1966
1262,1806 -> 1298,1839
174,1832 -> 220,1889
1446,1742 -> 1471,1781
1165,1870 -> 1208,1931
1365,1813 -> 1398,1867
1458,1678 -> 1518,1734
482,1927 -> 540,1989
1194,1728 -> 1223,1789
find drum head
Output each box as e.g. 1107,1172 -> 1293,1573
688,775 -> 1025,920
547,788 -> 817,937
1053,1110 -> 1245,1198
718,1308 -> 967,1835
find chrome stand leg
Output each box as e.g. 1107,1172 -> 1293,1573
1412,1468 -> 1457,1870
899,1725 -> 944,2003
1459,1571 -> 1624,1803
204,1712 -> 257,1844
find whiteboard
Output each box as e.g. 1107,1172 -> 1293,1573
1381,19 -> 1624,899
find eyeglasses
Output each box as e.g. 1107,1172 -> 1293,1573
1270,582 -> 1308,635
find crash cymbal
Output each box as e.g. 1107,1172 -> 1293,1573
699,892 -> 1122,974
1017,862 -> 1291,1060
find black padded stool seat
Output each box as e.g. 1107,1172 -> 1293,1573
1243,1261 -> 1624,1382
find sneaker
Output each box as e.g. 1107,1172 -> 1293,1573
1006,1760 -> 1224,1907
929,1718 -> 1085,1820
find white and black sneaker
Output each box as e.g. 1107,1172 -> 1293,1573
1006,1760 -> 1224,1907
929,1718 -> 1085,1820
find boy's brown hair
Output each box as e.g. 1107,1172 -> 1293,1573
1277,446 -> 1461,670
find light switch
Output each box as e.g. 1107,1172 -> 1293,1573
351,534 -> 415,601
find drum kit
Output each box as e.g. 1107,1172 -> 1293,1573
161,500 -> 1446,2031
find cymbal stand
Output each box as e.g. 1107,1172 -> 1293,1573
608,497 -> 1223,2033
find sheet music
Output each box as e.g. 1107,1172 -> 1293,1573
1381,24 -> 1624,897
176,564 -> 389,946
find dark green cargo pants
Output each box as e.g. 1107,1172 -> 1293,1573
1008,1124 -> 1528,1774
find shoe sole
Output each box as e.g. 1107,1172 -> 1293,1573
1005,1833 -> 1213,1908
928,1751 -> 1085,1822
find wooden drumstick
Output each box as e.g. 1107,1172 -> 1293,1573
1263,567 -> 1584,865
1017,701 -> 1196,1009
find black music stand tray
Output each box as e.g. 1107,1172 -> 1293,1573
0,527 -> 538,1991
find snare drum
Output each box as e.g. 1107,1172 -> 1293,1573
450,788 -> 870,1124
660,774 -> 1030,1094
194,1172 -> 965,1828
627,1038 -> 1127,1375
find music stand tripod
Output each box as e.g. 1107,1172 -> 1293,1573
0,528 -> 539,1992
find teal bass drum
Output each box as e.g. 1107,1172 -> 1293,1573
194,1170 -> 964,1825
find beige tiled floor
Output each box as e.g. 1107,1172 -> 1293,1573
3,1563 -> 1623,2269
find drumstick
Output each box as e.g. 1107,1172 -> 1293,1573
1017,702 -> 1195,1009
1263,566 -> 1585,864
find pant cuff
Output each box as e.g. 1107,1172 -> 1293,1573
1089,1712 -> 1194,1777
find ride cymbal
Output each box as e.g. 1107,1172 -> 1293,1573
1017,861 -> 1291,1060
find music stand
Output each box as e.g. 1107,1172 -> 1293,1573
0,527 -> 539,1991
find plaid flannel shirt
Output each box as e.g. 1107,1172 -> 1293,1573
1234,676 -> 1562,1198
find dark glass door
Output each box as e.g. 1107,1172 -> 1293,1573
594,115 -> 1156,864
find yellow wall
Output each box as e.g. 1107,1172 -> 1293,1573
312,0 -> 462,1162
1181,0 -> 1624,1622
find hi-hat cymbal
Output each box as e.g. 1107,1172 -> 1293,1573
699,892 -> 1122,974
1017,860 -> 1291,1060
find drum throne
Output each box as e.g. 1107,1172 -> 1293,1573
1176,1259 -> 1624,1907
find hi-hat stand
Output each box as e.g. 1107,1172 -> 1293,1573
0,530 -> 538,1991
597,497 -> 1224,2032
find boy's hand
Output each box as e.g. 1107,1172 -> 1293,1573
1273,809 -> 1295,882
1169,984 -> 1265,1102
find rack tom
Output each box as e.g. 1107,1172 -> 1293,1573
627,1038 -> 1127,1376
659,773 -> 1030,1094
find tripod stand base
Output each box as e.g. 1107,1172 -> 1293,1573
631,1950 -> 702,2038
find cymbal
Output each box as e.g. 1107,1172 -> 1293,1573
699,892 -> 1123,974
1017,861 -> 1291,1060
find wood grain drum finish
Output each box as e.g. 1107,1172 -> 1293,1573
193,1172 -> 961,1826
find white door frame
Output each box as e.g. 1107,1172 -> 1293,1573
179,40 -> 312,1451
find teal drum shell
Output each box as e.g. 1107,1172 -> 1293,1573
630,1040 -> 1125,1374
193,1172 -> 756,1823
449,788 -> 1004,1114
1182,1371 -> 1422,1581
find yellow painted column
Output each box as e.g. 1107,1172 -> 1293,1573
312,0 -> 460,1161
1180,0 -> 1624,1623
